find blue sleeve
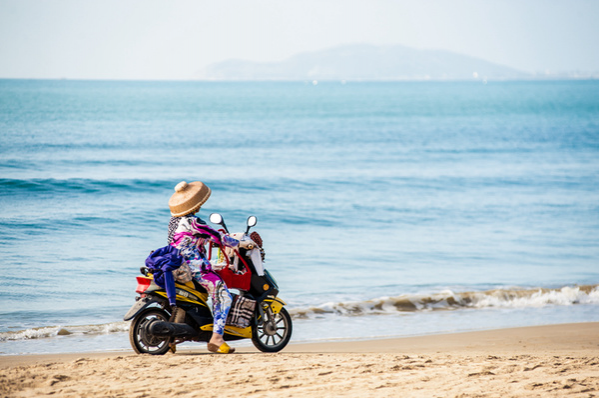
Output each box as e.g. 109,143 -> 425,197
164,247 -> 181,306
163,270 -> 177,307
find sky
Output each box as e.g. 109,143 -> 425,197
1,0 -> 598,80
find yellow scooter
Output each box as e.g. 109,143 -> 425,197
124,214 -> 292,354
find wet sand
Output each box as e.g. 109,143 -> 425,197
1,322 -> 598,397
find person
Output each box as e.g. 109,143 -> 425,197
167,180 -> 244,354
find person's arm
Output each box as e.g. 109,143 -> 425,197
189,218 -> 239,248
163,270 -> 177,307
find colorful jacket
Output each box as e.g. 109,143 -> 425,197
167,215 -> 239,273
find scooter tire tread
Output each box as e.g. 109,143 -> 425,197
129,308 -> 172,355
251,307 -> 292,353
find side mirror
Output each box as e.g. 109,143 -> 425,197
245,215 -> 257,234
247,216 -> 257,228
209,213 -> 229,233
209,213 -> 223,224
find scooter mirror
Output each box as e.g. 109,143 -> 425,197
247,215 -> 257,228
209,213 -> 223,225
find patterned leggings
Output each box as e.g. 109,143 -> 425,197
193,271 -> 232,335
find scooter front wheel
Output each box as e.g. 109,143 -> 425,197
129,308 -> 171,355
251,307 -> 292,353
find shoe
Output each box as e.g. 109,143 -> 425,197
207,342 -> 235,354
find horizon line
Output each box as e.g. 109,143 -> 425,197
1,76 -> 599,83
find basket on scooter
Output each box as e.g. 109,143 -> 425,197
217,266 -> 252,291
212,243 -> 252,291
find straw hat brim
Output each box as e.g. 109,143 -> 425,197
168,181 -> 212,217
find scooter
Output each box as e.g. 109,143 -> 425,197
124,214 -> 292,354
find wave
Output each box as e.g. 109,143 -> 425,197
0,322 -> 129,343
289,285 -> 599,318
2,285 -> 597,343
0,178 -> 172,196
0,177 -> 290,199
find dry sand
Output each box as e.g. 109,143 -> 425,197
1,322 -> 598,397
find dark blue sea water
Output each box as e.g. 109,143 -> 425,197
1,79 -> 598,354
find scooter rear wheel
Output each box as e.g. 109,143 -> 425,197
251,307 -> 292,353
129,308 -> 171,355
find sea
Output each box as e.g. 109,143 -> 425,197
1,79 -> 598,355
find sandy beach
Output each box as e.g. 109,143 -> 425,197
1,322 -> 598,397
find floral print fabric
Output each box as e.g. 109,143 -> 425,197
168,214 -> 239,335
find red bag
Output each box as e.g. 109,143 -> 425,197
217,266 -> 252,291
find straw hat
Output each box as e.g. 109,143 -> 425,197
168,181 -> 212,217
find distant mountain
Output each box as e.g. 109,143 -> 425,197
197,44 -> 529,81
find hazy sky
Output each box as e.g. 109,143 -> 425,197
1,0 -> 598,80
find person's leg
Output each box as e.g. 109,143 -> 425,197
194,272 -> 233,348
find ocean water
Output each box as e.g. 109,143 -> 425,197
1,79 -> 598,355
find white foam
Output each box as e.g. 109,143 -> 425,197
288,285 -> 599,318
0,321 -> 130,342
0,326 -> 62,342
